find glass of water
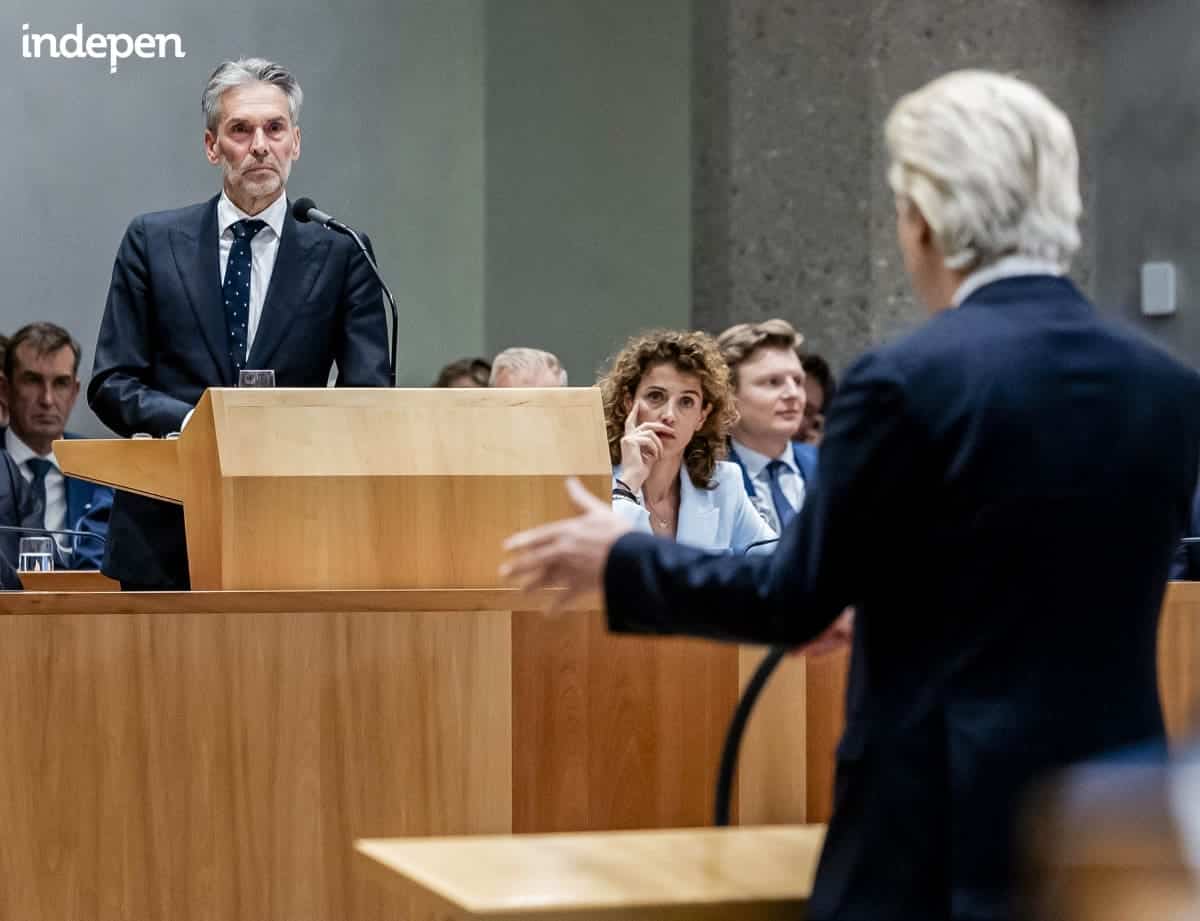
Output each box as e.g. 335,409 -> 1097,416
239,369 -> 276,388
18,536 -> 54,573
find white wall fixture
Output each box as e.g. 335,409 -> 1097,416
1141,261 -> 1177,316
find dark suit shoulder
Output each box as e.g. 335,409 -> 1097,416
865,276 -> 1199,397
130,196 -> 219,236
288,216 -> 373,260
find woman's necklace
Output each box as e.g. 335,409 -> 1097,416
644,490 -> 677,531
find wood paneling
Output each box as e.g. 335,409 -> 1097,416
0,606 -> 510,921
736,647 -> 808,824
1161,582 -> 1200,741
511,610 -> 738,832
0,588 -> 600,616
0,590 -> 818,921
803,648 -> 849,823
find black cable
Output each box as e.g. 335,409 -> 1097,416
713,534 -> 787,826
0,524 -> 106,540
713,643 -> 790,826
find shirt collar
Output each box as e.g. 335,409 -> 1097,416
5,428 -> 58,470
951,254 -> 1066,307
730,437 -> 797,478
218,190 -> 287,240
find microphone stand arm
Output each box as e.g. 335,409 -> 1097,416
328,219 -> 399,386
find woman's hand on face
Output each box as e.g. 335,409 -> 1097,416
618,402 -> 672,493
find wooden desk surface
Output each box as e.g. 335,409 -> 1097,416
0,587 -> 599,616
18,570 -> 119,592
356,825 -> 826,920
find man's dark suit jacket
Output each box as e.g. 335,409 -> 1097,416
604,276 -> 1200,921
0,451 -> 43,589
0,428 -> 112,569
62,433 -> 112,570
89,194 -> 391,588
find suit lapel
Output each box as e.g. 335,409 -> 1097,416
169,195 -> 235,385
247,210 -> 329,370
677,468 -> 720,549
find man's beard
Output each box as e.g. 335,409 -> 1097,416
225,162 -> 284,199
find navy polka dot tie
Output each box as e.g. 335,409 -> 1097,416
223,219 -> 266,371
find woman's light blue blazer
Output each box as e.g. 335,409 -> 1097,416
612,460 -> 777,553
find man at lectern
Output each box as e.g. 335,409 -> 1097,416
503,70 -> 1200,921
89,58 -> 390,590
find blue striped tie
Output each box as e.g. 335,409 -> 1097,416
766,459 -> 796,530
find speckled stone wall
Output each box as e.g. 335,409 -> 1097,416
1093,0 -> 1200,367
692,1 -> 1101,372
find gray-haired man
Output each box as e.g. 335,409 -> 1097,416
90,58 -> 391,590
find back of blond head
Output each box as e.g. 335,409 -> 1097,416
884,69 -> 1081,271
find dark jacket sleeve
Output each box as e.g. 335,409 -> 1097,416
0,453 -> 43,589
70,488 -> 112,570
604,351 -> 923,646
1169,488 -> 1200,580
87,216 -> 194,436
333,231 -> 392,387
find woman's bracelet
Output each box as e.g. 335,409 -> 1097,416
614,477 -> 637,495
612,486 -> 640,505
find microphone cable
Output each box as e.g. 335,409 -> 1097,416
713,536 -> 789,827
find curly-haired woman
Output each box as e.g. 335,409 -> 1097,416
600,329 -> 776,552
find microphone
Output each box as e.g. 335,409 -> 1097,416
292,198 -> 399,384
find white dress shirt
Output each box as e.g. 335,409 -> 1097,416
6,428 -> 66,541
217,191 -> 288,353
729,438 -> 806,534
951,254 -> 1066,307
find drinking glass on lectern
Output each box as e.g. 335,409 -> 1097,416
239,369 -> 276,388
17,536 -> 54,572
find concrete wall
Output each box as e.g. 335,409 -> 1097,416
692,1 -> 1102,372
1,0 -> 485,432
3,0 -> 693,435
484,0 -> 691,385
1094,0 -> 1200,365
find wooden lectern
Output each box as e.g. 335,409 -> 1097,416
0,387 -> 837,921
55,387 -> 613,590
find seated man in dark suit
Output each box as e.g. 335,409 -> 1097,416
89,57 -> 390,590
2,322 -> 111,568
0,449 -> 43,588
502,70 -> 1200,921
